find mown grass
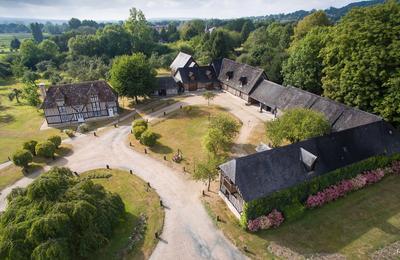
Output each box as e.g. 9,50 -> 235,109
129,105 -> 240,173
0,33 -> 32,52
83,169 -> 164,260
0,144 -> 72,190
203,175 -> 400,259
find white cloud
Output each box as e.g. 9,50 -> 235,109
0,0 -> 358,20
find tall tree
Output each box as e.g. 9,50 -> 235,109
193,155 -> 224,191
266,108 -> 331,146
19,39 -> 42,69
30,23 -> 44,43
282,27 -> 329,94
292,10 -> 331,43
321,0 -> 400,124
10,37 -> 21,51
124,8 -> 154,54
240,22 -> 293,83
240,20 -> 255,42
110,53 -> 156,103
68,18 -> 82,29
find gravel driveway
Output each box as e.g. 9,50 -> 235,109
0,92 -> 272,259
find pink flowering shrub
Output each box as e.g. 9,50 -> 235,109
247,209 -> 284,232
306,166 -> 393,209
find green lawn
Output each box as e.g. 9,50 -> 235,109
83,169 -> 164,260
203,175 -> 400,259
0,33 -> 32,53
0,144 -> 72,190
0,78 -> 66,163
129,105 -> 241,173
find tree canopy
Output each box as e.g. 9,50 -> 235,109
266,108 -> 331,146
282,27 -> 329,94
292,10 -> 331,43
110,53 -> 156,102
0,167 -> 125,259
321,0 -> 400,124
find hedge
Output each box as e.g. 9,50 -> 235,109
240,153 -> 400,227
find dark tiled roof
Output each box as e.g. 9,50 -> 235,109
333,108 -> 382,132
250,81 -> 381,131
210,58 -> 223,78
157,76 -> 178,90
170,52 -> 197,72
217,58 -> 266,95
220,121 -> 400,202
250,80 -> 287,109
41,80 -> 117,109
175,66 -> 219,84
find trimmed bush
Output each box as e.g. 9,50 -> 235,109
140,130 -> 159,147
281,201 -> 305,222
64,129 -> 75,138
240,153 -> 400,228
77,123 -> 89,133
12,150 -> 33,168
23,140 -> 38,156
48,135 -> 62,148
35,141 -> 56,158
133,125 -> 147,140
132,119 -> 148,130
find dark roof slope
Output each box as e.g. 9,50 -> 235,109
333,108 -> 382,132
220,121 -> 400,202
249,80 -> 286,109
250,81 -> 381,131
41,80 -> 117,109
309,97 -> 347,126
170,52 -> 197,72
157,76 -> 178,90
218,58 -> 266,95
175,66 -> 219,84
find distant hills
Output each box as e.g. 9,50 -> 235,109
250,0 -> 386,22
0,0 -> 388,25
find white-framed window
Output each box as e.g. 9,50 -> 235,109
90,94 -> 99,102
58,106 -> 66,114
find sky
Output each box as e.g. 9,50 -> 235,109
0,0 -> 359,20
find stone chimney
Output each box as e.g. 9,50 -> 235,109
39,83 -> 46,98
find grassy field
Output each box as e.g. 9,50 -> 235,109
129,105 -> 240,173
83,169 -> 164,260
0,33 -> 32,53
0,78 -> 67,163
0,144 -> 72,190
203,175 -> 400,259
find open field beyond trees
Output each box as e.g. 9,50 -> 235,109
82,169 -> 164,260
129,105 -> 241,173
203,175 -> 400,259
0,78 -> 67,162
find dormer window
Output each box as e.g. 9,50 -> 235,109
239,76 -> 247,86
226,71 -> 233,80
90,94 -> 99,102
300,148 -> 318,172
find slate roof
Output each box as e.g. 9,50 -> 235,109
220,121 -> 400,202
41,80 -> 117,109
217,58 -> 266,95
170,52 -> 197,72
175,66 -> 219,84
250,80 -> 382,132
157,76 -> 178,90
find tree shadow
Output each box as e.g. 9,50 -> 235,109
0,114 -> 15,123
150,142 -> 173,155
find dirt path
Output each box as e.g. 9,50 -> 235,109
0,91 -> 275,259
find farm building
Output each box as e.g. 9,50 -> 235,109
174,66 -> 220,91
219,120 -> 400,218
153,76 -> 182,96
40,81 -> 118,126
170,52 -> 198,74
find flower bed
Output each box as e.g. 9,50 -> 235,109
247,209 -> 284,232
306,164 -> 396,209
246,160 -> 400,232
